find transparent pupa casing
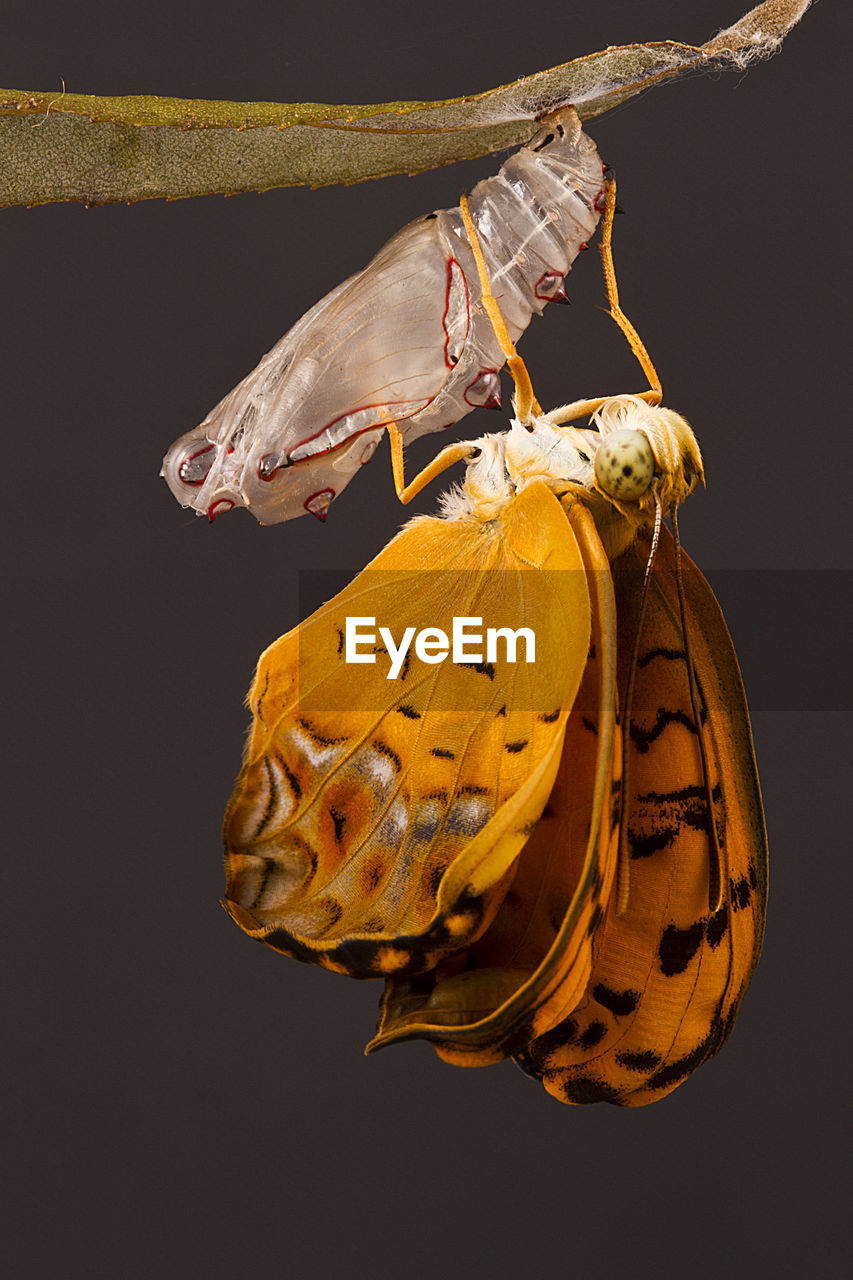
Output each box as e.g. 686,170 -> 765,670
161,109 -> 604,525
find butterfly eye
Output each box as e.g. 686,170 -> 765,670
594,429 -> 655,501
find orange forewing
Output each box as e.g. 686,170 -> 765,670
223,482 -> 592,979
367,498 -> 622,1063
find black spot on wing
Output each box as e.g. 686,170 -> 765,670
637,782 -> 718,809
397,704 -> 421,720
630,786 -> 714,858
250,857 -> 276,909
644,1012 -> 730,1094
254,669 -> 270,722
539,708 -> 561,723
730,875 -> 752,912
327,937 -> 383,974
562,1076 -> 621,1105
581,716 -> 597,735
658,921 -> 705,976
297,718 -> 347,747
630,709 -> 697,755
371,740 -> 402,772
505,740 -> 528,754
427,862 -> 449,897
250,756 -> 280,841
364,859 -> 385,891
705,903 -> 729,949
630,826 -> 676,860
430,747 -> 455,760
314,898 -> 343,930
515,1018 -> 579,1076
616,1049 -> 662,1071
457,661 -> 495,680
593,984 -> 639,1017
495,705 -> 507,717
278,755 -> 302,803
329,805 -> 346,845
579,1020 -> 607,1049
638,646 -> 687,668
336,628 -> 344,656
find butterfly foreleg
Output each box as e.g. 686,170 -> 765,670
388,420 -> 480,505
543,177 -> 663,429
597,174 -> 662,404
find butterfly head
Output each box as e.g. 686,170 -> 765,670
589,396 -> 703,521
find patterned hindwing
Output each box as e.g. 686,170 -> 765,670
223,482 -> 591,979
514,527 -> 767,1106
366,500 -> 621,1063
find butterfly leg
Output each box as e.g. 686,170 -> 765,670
459,194 -> 542,424
388,419 -> 479,505
598,174 -> 662,404
544,177 -> 663,428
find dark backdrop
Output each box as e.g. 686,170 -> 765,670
4,2 -> 849,1276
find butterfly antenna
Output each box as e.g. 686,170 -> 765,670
616,491 -> 663,915
459,195 -> 541,423
671,506 -> 726,914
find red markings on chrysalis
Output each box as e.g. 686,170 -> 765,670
443,258 -> 470,370
259,453 -> 282,482
207,498 -> 235,522
304,490 -> 335,522
594,190 -> 608,213
359,439 -> 379,465
535,272 -> 568,304
178,444 -> 216,486
464,369 -> 502,410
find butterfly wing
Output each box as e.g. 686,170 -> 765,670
223,481 -> 593,978
366,498 -> 622,1063
514,526 -> 768,1105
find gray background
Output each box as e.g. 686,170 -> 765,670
4,2 -> 850,1276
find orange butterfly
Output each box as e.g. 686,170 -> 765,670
222,182 -> 767,1105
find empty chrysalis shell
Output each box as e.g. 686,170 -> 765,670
161,108 -> 605,525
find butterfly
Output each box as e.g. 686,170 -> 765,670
221,181 -> 767,1105
161,108 -> 605,526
